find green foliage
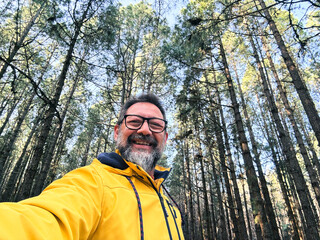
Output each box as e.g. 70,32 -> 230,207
1,0 -> 320,238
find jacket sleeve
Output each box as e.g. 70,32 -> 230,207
0,165 -> 103,240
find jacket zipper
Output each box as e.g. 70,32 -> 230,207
166,200 -> 182,240
148,179 -> 173,240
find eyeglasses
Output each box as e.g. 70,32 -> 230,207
122,114 -> 167,133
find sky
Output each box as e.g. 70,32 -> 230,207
118,0 -> 186,27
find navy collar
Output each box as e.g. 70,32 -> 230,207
97,152 -> 128,170
97,151 -> 170,181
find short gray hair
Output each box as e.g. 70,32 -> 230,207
117,93 -> 166,125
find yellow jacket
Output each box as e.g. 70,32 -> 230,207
0,151 -> 184,240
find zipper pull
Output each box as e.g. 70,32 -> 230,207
159,194 -> 169,217
166,200 -> 177,218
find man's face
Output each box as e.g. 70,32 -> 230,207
114,102 -> 168,174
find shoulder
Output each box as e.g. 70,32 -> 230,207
89,159 -> 134,190
36,160 -> 104,198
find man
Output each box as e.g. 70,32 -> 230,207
0,93 -> 184,240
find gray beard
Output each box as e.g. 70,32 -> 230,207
121,145 -> 161,173
116,133 -> 163,173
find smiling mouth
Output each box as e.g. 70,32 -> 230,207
133,140 -> 152,146
128,134 -> 157,148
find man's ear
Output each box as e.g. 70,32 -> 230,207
114,125 -> 119,141
165,132 -> 168,144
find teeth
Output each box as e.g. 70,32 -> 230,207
134,140 -> 151,146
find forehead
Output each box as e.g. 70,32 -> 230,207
126,102 -> 163,118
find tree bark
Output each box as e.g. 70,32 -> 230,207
184,139 -> 195,240
0,2 -> 46,80
245,29 -> 281,240
15,0 -> 94,201
260,33 -> 320,209
208,174 -> 218,240
211,57 -> 249,240
219,36 -> 272,239
0,91 -> 24,136
32,51 -> 85,196
0,114 -> 42,202
258,0 -> 320,147
299,116 -> 320,177
203,79 -> 241,239
193,154 -> 205,240
250,26 -> 320,238
255,93 -> 301,240
44,123 -> 70,187
241,178 -> 254,240
194,121 -> 213,240
80,131 -> 94,167
0,46 -> 54,180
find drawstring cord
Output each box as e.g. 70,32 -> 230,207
162,185 -> 185,226
125,176 -> 184,240
125,176 -> 144,240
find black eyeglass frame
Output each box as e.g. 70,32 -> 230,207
121,114 -> 167,133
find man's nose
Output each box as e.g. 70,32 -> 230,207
137,120 -> 152,135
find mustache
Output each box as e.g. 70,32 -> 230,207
127,134 -> 158,147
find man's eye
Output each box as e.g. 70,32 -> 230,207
150,121 -> 164,129
128,120 -> 142,124
127,118 -> 142,126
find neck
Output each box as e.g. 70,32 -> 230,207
148,168 -> 155,179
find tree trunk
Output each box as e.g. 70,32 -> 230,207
32,52 -> 85,196
0,92 -> 11,117
15,0 -> 94,201
260,33 -> 320,210
207,108 -> 240,240
0,93 -> 34,180
0,114 -> 42,202
245,29 -> 281,239
252,27 -> 319,238
203,72 -> 239,240
194,117 -> 213,240
44,123 -> 70,186
211,57 -> 249,240
0,2 -> 45,80
0,91 -> 24,136
0,46 -> 54,180
284,162 -> 308,239
256,93 -> 301,240
258,0 -> 320,147
299,116 -> 320,177
241,179 -> 254,240
80,131 -> 94,167
219,36 -> 272,239
194,162 -> 205,240
184,139 -> 195,240
180,140 -> 191,240
208,174 -> 218,240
